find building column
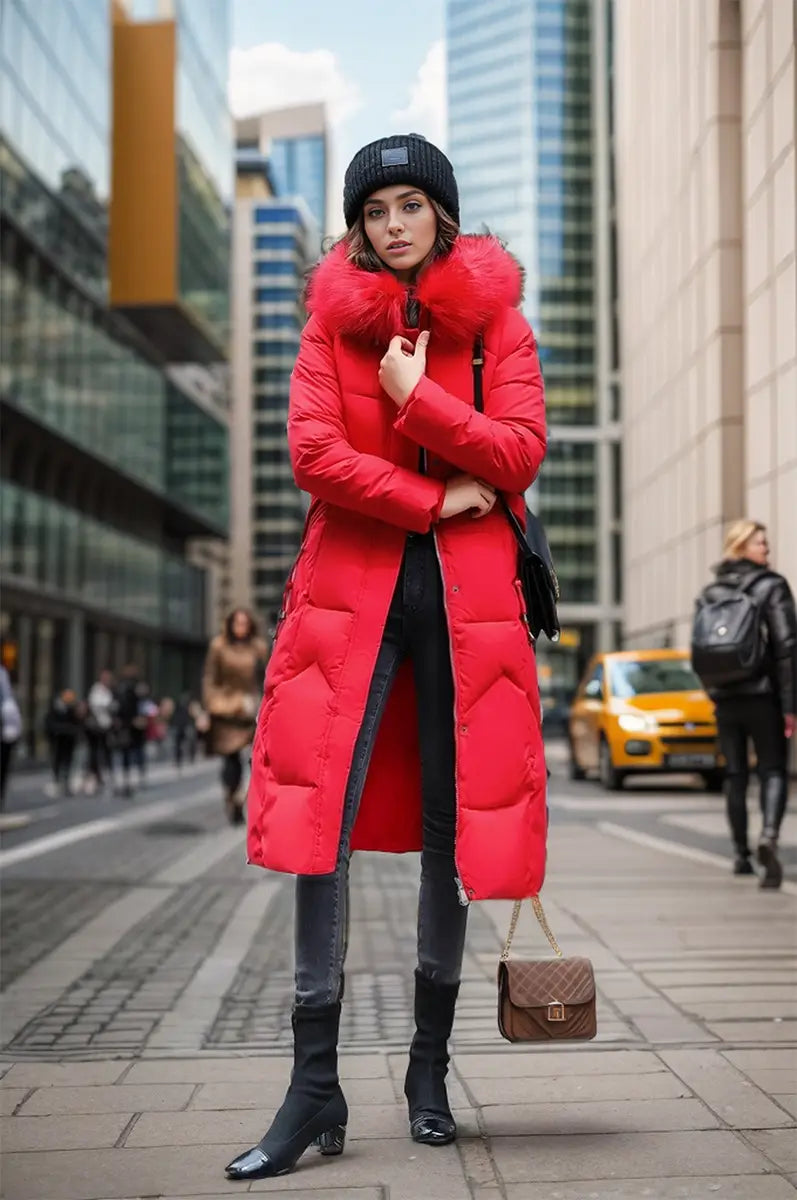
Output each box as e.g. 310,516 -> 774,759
68,612 -> 86,699
591,0 -> 619,652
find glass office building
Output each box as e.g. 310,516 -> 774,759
174,0 -> 232,347
236,105 -> 328,247
447,0 -> 621,701
0,0 -> 230,761
249,200 -> 318,622
268,135 -> 326,239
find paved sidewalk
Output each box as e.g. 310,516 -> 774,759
2,792 -> 796,1197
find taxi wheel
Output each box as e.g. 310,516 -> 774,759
599,737 -> 625,791
703,770 -> 725,794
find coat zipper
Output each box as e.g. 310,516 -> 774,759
417,331 -> 470,905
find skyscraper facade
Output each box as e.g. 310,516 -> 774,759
236,104 -> 329,241
613,0 -> 796,647
447,0 -> 621,700
230,133 -> 319,625
0,0 -> 230,759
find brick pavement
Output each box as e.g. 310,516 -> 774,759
1,765 -> 796,1199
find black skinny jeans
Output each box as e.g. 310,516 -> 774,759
294,532 -> 468,1006
85,730 -> 110,783
51,736 -> 77,789
716,694 -> 789,852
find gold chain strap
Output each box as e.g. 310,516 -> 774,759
500,896 -> 563,962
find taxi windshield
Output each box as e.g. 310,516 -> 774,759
610,659 -> 703,698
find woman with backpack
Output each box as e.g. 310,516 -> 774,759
693,519 -> 796,887
224,134 -> 548,1183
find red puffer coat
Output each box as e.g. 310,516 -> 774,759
247,234 -> 548,901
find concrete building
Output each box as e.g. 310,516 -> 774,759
614,0 -> 796,648
447,0 -> 621,701
236,103 -> 329,242
0,0 -> 231,759
229,134 -> 318,626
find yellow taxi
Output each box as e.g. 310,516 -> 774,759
568,649 -> 721,791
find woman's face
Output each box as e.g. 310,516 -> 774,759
743,528 -> 769,566
362,185 -> 437,280
231,610 -> 251,640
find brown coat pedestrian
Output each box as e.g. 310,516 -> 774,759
202,628 -> 269,757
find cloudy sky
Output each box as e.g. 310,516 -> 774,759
231,0 -> 446,232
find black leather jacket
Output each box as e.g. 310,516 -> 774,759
703,559 -> 797,711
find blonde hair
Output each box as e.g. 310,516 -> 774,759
723,519 -> 766,560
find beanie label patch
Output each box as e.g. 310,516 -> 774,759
381,146 -> 409,167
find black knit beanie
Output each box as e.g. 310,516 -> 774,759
343,134 -> 459,228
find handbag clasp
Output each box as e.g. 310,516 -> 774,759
546,1001 -> 566,1022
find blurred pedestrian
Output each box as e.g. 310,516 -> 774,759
693,519 -> 796,887
202,609 -> 268,825
226,134 -> 547,1182
44,689 -> 83,797
132,680 -> 155,786
113,664 -> 148,797
171,692 -> 197,771
0,666 -> 22,808
83,669 -> 114,796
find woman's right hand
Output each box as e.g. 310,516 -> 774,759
440,474 -> 497,520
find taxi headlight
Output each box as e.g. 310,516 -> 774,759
618,713 -> 658,733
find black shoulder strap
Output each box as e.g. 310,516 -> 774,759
472,337 -> 484,413
471,335 -> 528,550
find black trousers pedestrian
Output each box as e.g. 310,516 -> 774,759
51,736 -> 76,789
221,751 -> 243,794
174,729 -> 196,769
85,730 -> 110,783
294,531 -> 468,1006
0,740 -> 14,807
715,694 -> 789,853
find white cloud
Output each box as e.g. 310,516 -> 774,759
390,40 -> 447,149
229,42 -> 362,124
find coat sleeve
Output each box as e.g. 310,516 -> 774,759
393,309 -> 547,493
289,315 -> 447,532
202,639 -> 226,716
765,577 -> 797,713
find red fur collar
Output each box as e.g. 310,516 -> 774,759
306,234 -> 523,345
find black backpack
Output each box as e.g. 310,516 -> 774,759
691,574 -> 767,688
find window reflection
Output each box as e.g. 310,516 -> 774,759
0,244 -> 167,492
0,481 -> 206,636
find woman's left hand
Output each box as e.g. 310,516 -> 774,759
379,331 -> 430,407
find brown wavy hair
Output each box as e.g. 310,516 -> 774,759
224,608 -> 258,642
343,194 -> 459,273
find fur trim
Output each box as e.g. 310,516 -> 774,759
306,234 -> 523,344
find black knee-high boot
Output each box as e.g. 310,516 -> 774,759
225,1002 -> 347,1180
758,773 -> 788,890
725,776 -> 753,873
404,969 -> 459,1146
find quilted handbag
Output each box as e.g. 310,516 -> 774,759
498,897 -> 597,1043
472,339 -> 561,643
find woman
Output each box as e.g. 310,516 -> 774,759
703,520 -> 796,887
203,609 -> 268,824
83,669 -> 114,796
44,689 -> 83,798
226,134 -> 548,1182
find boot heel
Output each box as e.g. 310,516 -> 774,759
315,1124 -> 346,1156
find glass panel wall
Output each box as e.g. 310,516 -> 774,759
0,245 -> 166,493
0,0 -> 109,298
0,481 -> 206,637
166,385 -> 229,532
175,0 -> 232,348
